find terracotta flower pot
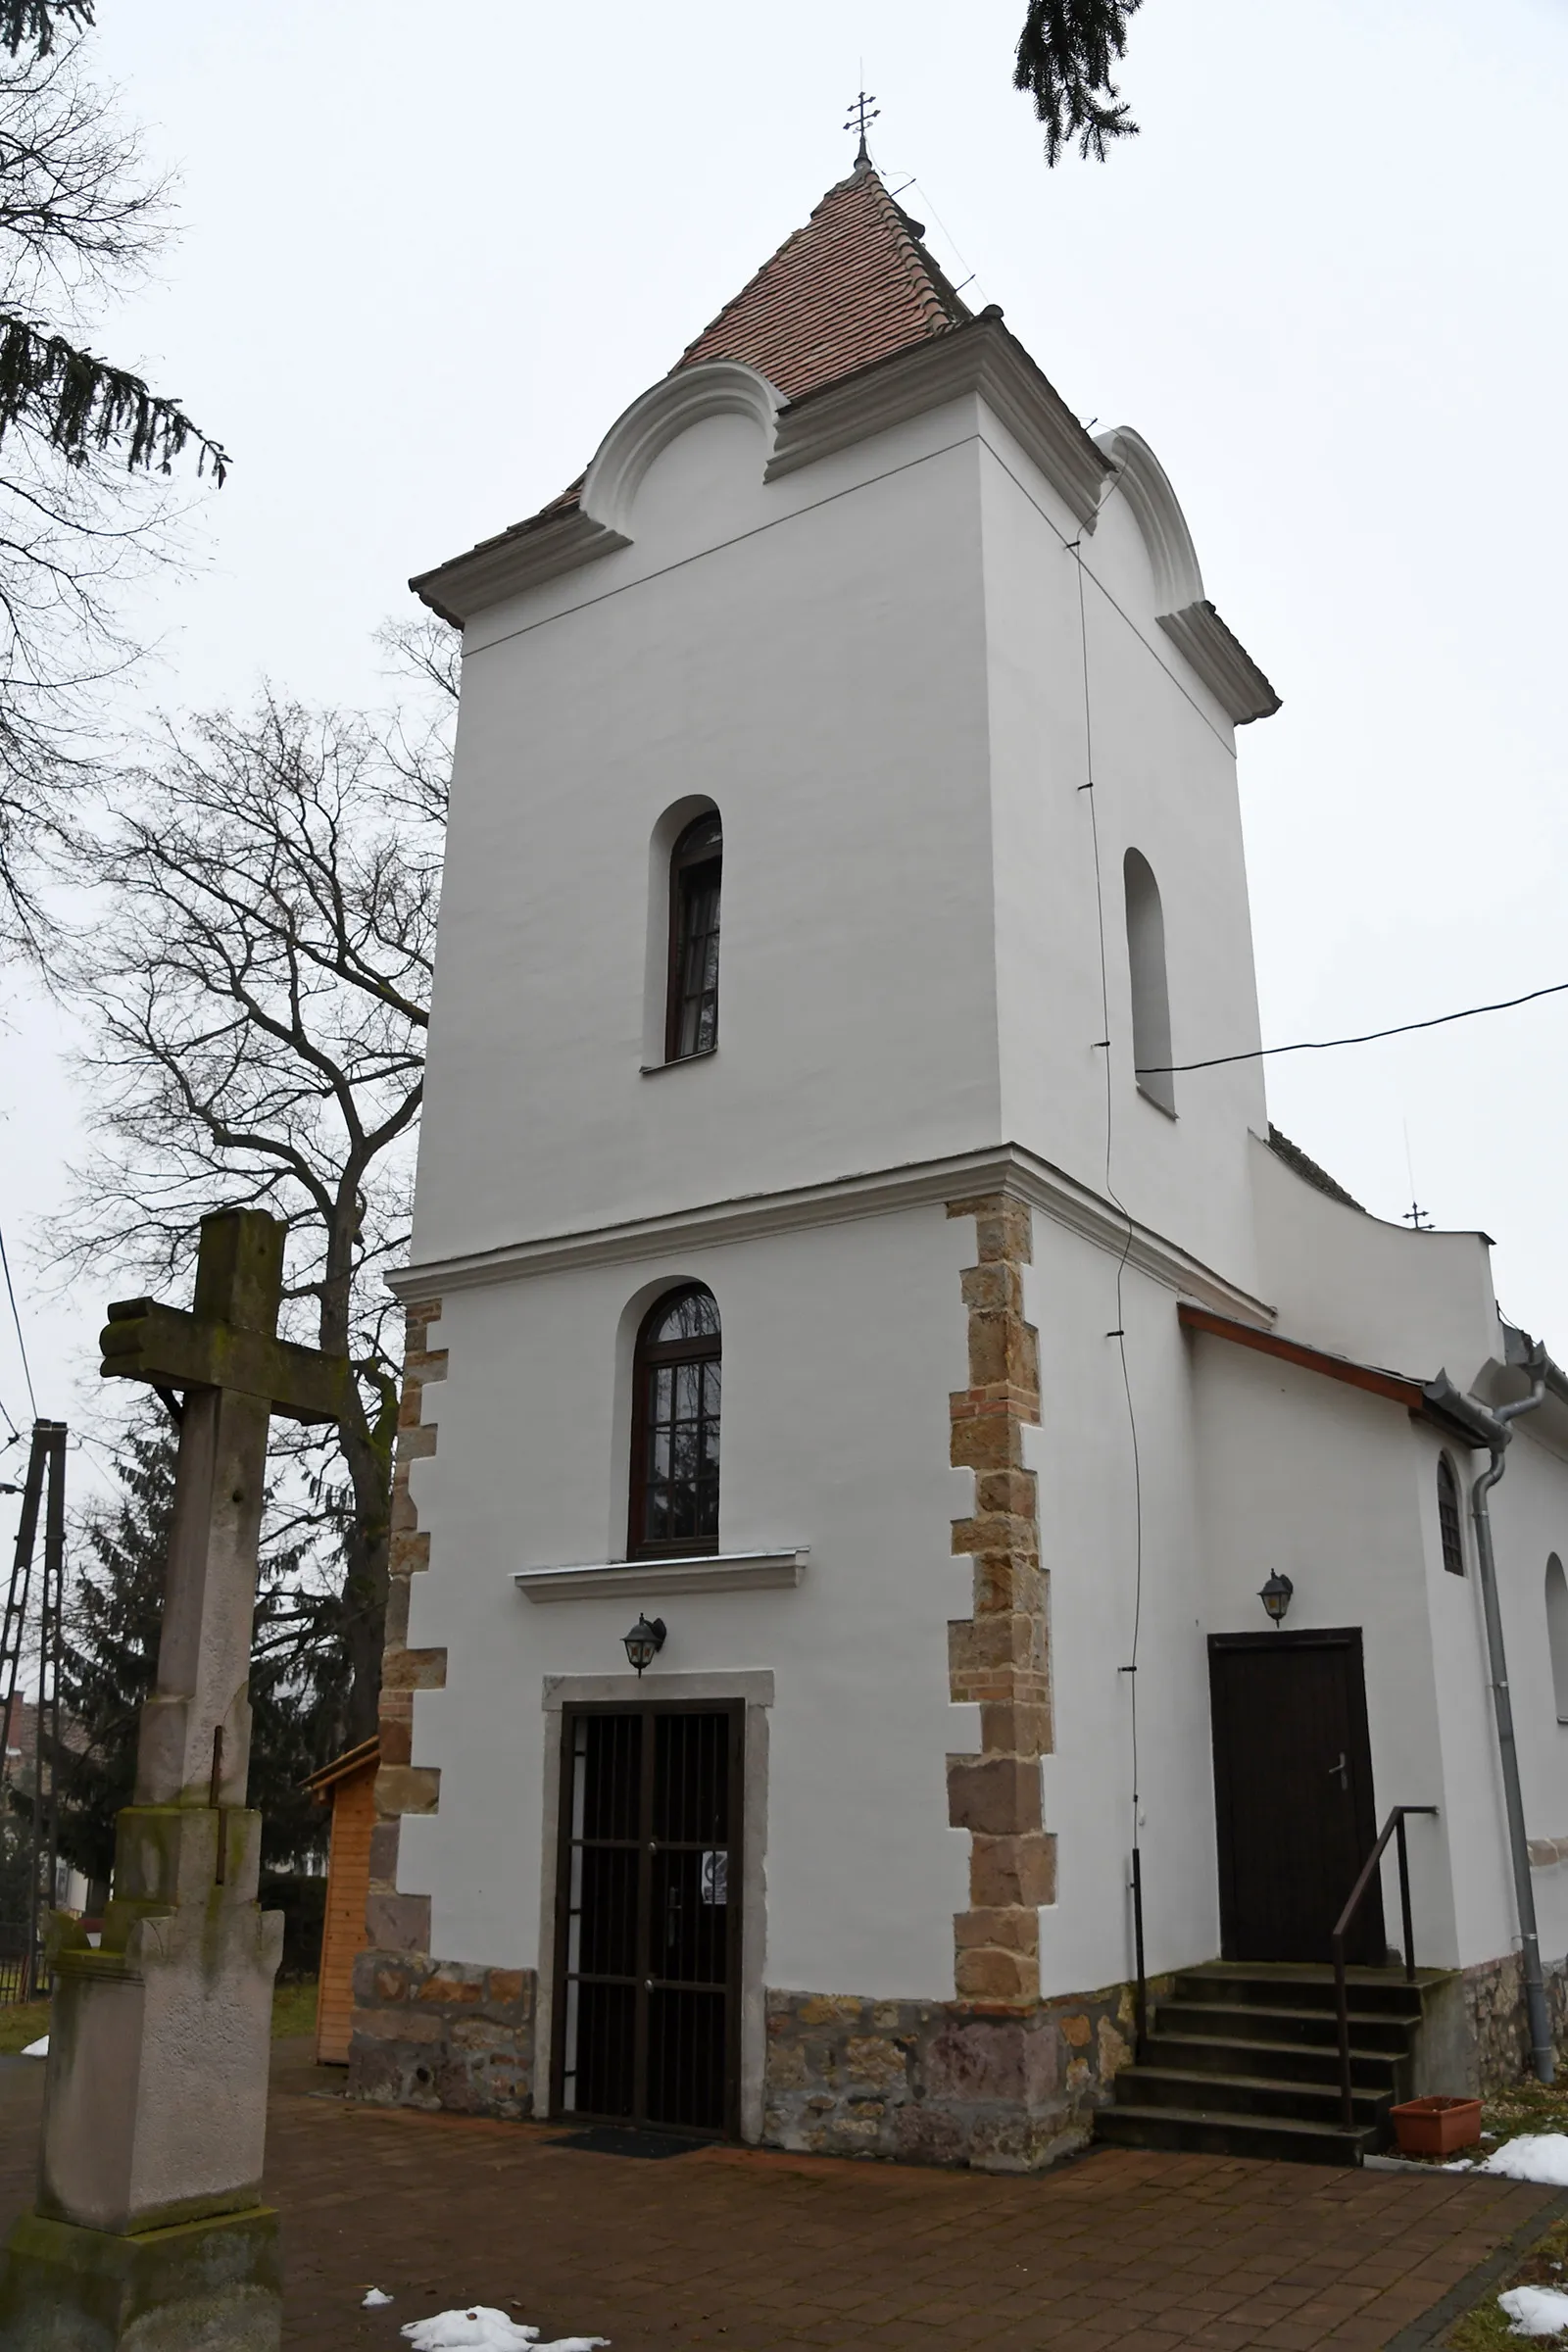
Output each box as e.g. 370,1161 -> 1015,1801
1390,2095 -> 1484,2157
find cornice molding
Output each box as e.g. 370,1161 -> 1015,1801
391,1142 -> 1274,1324
411,506 -> 627,630
1091,424 -> 1280,728
768,317 -> 1110,527
516,1548 -> 807,1601
1157,600 -> 1282,727
414,324 -> 1109,625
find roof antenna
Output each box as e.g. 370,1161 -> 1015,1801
845,85 -> 879,168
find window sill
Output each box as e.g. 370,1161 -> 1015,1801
1135,1080 -> 1178,1121
514,1547 -> 808,1601
640,1047 -> 718,1077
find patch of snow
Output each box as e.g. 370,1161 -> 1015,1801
400,2312 -> 607,2352
21,2036 -> 47,2058
364,2289 -> 395,2307
1499,2283 -> 1568,2336
1475,2134 -> 1568,2187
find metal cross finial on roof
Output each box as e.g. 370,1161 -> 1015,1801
845,88 -> 880,167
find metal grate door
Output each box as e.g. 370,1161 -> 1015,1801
554,1703 -> 742,2134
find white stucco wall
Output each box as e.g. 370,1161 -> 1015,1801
1028,1219 -> 1221,1998
1252,1137 -> 1501,1380
415,399 -> 1004,1272
1185,1337 -> 1460,1962
982,428 -> 1269,1297
397,1201 -> 979,2001
1482,1422 -> 1568,1970
400,328 -> 1568,2034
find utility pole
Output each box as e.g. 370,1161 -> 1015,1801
0,1420 -> 67,1999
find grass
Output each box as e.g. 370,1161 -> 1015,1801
1483,2079 -> 1568,2143
270,1977 -> 318,2039
0,1999 -> 49,2055
1446,2217 -> 1568,2348
0,1978 -> 318,2053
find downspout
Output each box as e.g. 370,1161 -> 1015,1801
1469,1346 -> 1554,2082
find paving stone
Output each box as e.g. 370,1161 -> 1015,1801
0,2041 -> 1559,2349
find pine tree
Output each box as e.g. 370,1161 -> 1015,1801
55,1422 -> 353,1900
0,16 -> 226,953
0,1 -> 220,480
54,1425 -> 168,1896
1014,0 -> 1145,164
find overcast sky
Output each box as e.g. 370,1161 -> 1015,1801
1,0 -> 1565,1485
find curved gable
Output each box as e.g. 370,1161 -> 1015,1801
581,361 -> 783,539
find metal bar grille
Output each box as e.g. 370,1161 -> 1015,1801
557,1704 -> 739,2134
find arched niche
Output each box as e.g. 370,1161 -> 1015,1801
1124,848 -> 1175,1116
1547,1553 -> 1568,1724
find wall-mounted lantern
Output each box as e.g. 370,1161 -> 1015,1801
1257,1570 -> 1295,1628
622,1614 -> 666,1675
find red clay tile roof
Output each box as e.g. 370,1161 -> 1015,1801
673,159 -> 971,402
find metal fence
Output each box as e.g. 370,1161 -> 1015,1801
0,1918 -> 32,2003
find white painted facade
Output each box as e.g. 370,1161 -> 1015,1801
383,201 -> 1568,2130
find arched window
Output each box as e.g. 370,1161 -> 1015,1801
1547,1556 -> 1568,1723
666,813 -> 721,1061
1437,1453 -> 1465,1577
629,1285 -> 720,1558
1124,849 -> 1174,1116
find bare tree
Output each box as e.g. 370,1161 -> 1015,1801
56,638 -> 453,1740
0,29 -> 224,954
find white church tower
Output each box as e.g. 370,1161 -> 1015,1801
349,151 -> 1568,2165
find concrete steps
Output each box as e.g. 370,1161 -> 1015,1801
1096,1963 -> 1436,2167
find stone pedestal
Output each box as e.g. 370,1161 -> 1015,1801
0,1801 -> 283,2346
0,2206 -> 281,2352
0,1211 -> 345,2347
38,1806 -> 282,2236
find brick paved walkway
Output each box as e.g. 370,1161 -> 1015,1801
0,2043 -> 1558,2350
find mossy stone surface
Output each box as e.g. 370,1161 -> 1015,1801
0,2204 -> 281,2351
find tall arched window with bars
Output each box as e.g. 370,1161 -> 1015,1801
628,1285 -> 721,1558
666,812 -> 721,1061
1438,1453 -> 1465,1577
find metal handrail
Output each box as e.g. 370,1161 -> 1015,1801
1333,1805 -> 1439,2131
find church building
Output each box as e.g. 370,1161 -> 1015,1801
348,147 -> 1568,2167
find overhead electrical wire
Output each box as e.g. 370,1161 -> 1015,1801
1143,979 -> 1568,1077
0,1223 -> 37,1423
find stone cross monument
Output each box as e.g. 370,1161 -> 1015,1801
0,1207 -> 348,2352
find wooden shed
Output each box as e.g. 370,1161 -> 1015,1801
302,1736 -> 378,2065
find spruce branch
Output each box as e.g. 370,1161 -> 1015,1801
1014,0 -> 1144,166
0,313 -> 227,479
1,1 -> 90,60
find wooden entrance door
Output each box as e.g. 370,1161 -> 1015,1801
1208,1631 -> 1384,1965
552,1702 -> 743,2134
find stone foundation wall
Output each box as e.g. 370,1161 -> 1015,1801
347,1952 -> 537,2118
1464,1950 -> 1568,2094
763,1978 -> 1156,2171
